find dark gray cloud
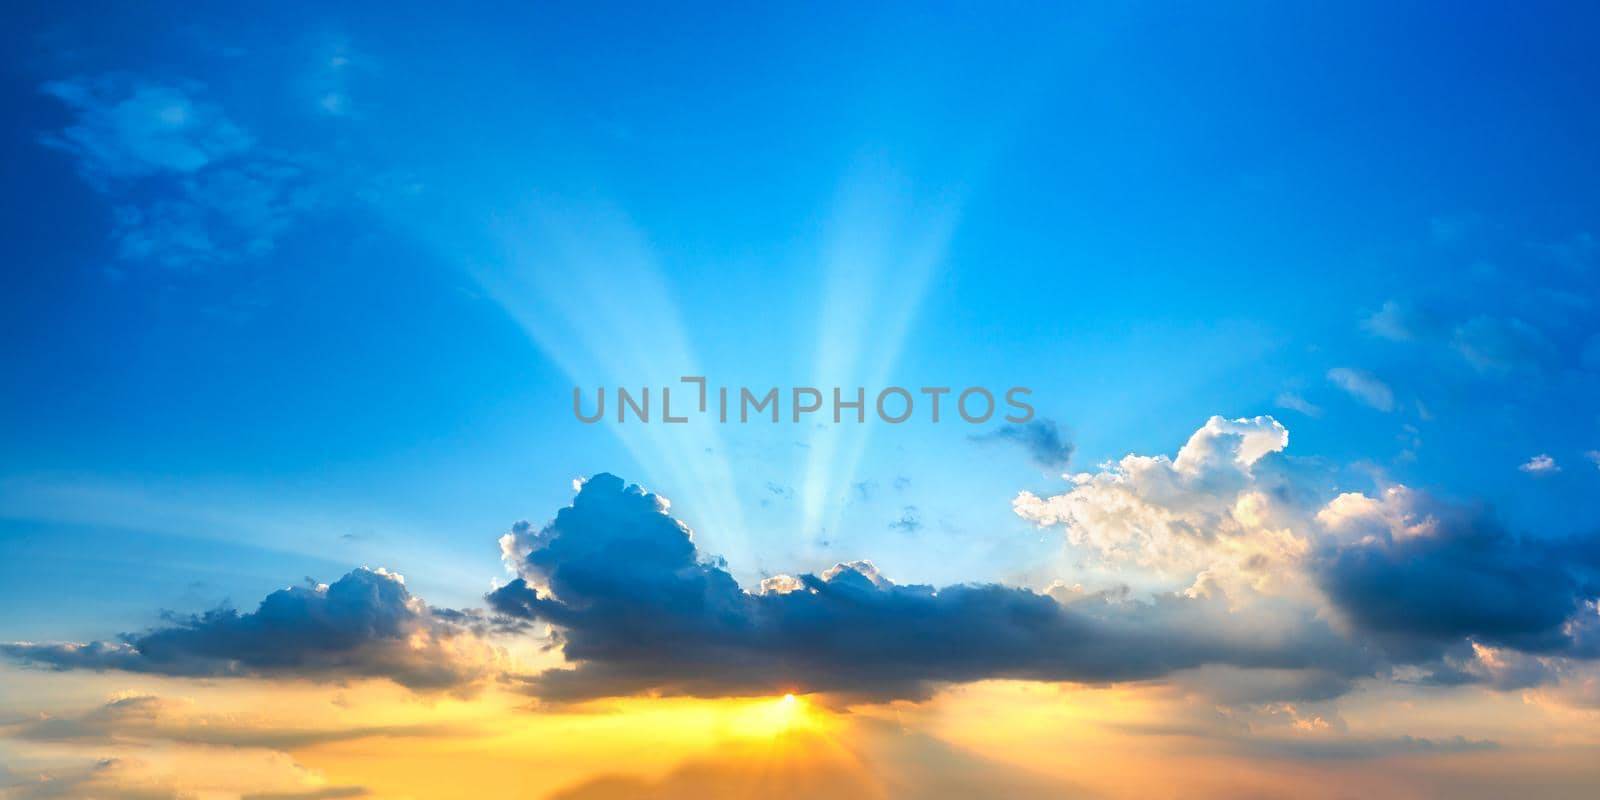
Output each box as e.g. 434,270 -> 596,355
489,474 -> 1367,702
3,568 -> 499,691
1313,489 -> 1600,668
969,419 -> 1075,469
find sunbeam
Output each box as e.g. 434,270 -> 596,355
799,160 -> 960,551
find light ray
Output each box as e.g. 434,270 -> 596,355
799,161 -> 960,553
471,199 -> 754,571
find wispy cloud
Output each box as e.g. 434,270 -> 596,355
1452,316 -> 1557,375
969,418 -> 1075,469
887,505 -> 922,532
3,693 -> 460,749
1361,300 -> 1426,342
1326,367 -> 1395,412
39,75 -> 321,270
306,34 -> 375,117
1274,391 -> 1322,417
0,751 -> 367,800
40,78 -> 252,180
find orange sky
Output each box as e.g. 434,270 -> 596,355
4,665 -> 1598,799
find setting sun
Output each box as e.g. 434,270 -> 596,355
727,693 -> 812,738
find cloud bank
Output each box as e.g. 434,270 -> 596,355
7,419 -> 1597,708
1017,415 -> 1600,692
3,568 -> 501,691
487,472 -> 1361,702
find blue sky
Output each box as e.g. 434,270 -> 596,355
3,1 -> 1599,645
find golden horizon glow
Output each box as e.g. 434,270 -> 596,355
3,668 -> 1598,799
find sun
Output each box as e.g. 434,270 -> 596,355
729,692 -> 811,737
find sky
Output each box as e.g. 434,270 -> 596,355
2,2 -> 1600,798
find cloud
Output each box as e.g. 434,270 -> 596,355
111,160 -> 320,268
1116,718 -> 1496,761
38,75 -> 321,269
1361,300 -> 1427,342
2,693 -> 461,749
309,36 -> 366,118
487,473 -> 1362,702
1421,641 -> 1564,692
1248,733 -> 1498,761
1519,454 -> 1560,474
1326,367 -> 1395,412
3,568 -> 502,691
1313,486 -> 1598,664
1013,415 -> 1304,587
6,448 -> 1595,710
0,753 -> 365,800
1274,392 -> 1322,417
40,78 -> 252,181
887,505 -> 922,532
969,419 -> 1075,469
1451,315 -> 1557,374
1019,417 -> 1600,687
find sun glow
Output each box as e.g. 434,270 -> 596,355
729,692 -> 813,738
